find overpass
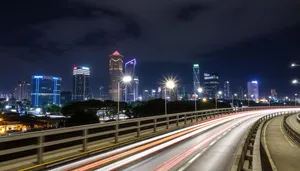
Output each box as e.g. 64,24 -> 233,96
0,106 -> 299,171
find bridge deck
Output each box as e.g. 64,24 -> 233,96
263,116 -> 300,171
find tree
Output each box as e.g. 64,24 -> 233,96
66,109 -> 99,126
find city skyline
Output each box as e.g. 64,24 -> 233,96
0,1 -> 300,97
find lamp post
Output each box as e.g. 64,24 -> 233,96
292,79 -> 299,84
165,80 -> 176,114
215,91 -> 222,109
232,93 -> 237,107
117,75 -> 132,121
194,87 -> 203,111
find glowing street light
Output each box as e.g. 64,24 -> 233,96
164,79 -> 176,114
117,75 -> 132,121
197,87 -> 203,93
215,91 -> 222,109
291,63 -> 300,67
292,79 -> 299,84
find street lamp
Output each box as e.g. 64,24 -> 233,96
194,87 -> 203,111
292,79 -> 299,84
165,79 -> 176,114
232,93 -> 237,107
117,75 -> 132,121
291,63 -> 300,67
215,91 -> 222,109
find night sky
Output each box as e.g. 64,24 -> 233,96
0,0 -> 300,97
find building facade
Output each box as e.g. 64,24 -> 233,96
73,66 -> 90,101
133,77 -> 139,101
13,81 -> 31,101
204,72 -> 219,99
193,64 -> 201,96
31,75 -> 62,107
270,89 -> 277,99
223,81 -> 230,100
125,59 -> 137,102
247,81 -> 259,103
109,51 -> 124,101
60,91 -> 72,105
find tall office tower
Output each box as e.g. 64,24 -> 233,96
223,81 -> 230,100
31,75 -> 62,107
125,59 -> 137,102
142,89 -> 150,101
247,81 -> 259,103
151,89 -> 156,99
109,51 -> 124,101
270,89 -> 277,99
204,72 -> 219,99
133,77 -> 139,101
238,86 -> 245,100
157,87 -> 162,99
13,81 -> 31,101
193,64 -> 201,95
73,66 -> 90,101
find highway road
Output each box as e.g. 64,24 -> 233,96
49,109 -> 299,171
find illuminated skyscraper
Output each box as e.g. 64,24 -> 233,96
73,66 -> 90,101
247,81 -> 259,103
224,81 -> 230,99
109,51 -> 124,101
13,81 -> 31,101
193,64 -> 201,95
133,77 -> 139,101
270,89 -> 277,99
125,59 -> 137,102
31,75 -> 62,107
204,72 -> 219,98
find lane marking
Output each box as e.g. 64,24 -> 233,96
280,120 -> 294,147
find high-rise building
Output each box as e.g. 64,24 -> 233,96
142,89 -> 150,101
60,91 -> 72,105
223,81 -> 230,100
204,72 -> 219,99
247,81 -> 259,103
31,75 -> 62,107
125,59 -> 137,102
73,66 -> 90,101
238,86 -> 245,100
270,89 -> 277,99
193,64 -> 201,95
133,77 -> 139,101
109,51 -> 124,101
13,81 -> 31,101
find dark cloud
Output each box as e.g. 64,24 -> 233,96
176,4 -> 210,21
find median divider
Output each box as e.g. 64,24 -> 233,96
231,110 -> 298,171
283,113 -> 300,147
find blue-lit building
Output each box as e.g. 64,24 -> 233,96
247,81 -> 259,103
31,75 -> 62,107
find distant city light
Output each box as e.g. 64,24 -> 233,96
251,81 -> 258,84
82,67 -> 90,70
202,98 -> 207,102
73,67 -> 77,70
193,64 -> 199,67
